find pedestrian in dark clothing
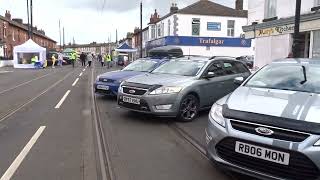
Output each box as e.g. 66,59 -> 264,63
98,54 -> 104,67
80,52 -> 86,67
87,53 -> 93,67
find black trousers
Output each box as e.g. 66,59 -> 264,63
81,60 -> 86,66
88,61 -> 92,67
101,62 -> 104,67
71,60 -> 75,68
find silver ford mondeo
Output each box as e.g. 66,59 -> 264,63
206,59 -> 320,180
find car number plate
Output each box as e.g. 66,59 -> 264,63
123,96 -> 140,105
235,141 -> 290,165
97,85 -> 109,90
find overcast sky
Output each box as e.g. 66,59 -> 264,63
0,0 -> 234,44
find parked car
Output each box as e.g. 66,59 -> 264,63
206,59 -> 320,180
148,46 -> 183,59
236,56 -> 254,69
118,57 -> 251,121
94,58 -> 169,96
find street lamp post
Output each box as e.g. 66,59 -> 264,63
292,0 -> 301,58
140,1 -> 143,58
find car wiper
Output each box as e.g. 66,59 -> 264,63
300,65 -> 307,85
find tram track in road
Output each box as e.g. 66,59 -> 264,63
0,70 -> 75,124
91,64 -> 114,180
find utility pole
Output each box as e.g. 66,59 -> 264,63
140,1 -> 143,58
30,0 -> 33,39
292,0 -> 301,58
63,27 -> 65,49
27,0 -> 31,39
59,20 -> 62,50
116,29 -> 118,46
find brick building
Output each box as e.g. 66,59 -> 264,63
0,11 -> 56,59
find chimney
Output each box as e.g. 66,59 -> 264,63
235,0 -> 243,10
5,10 -> 11,20
149,9 -> 160,24
170,3 -> 179,13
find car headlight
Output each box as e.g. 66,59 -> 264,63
209,103 -> 226,127
149,86 -> 182,95
314,139 -> 320,146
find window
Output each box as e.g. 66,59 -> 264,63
222,61 -> 248,75
227,20 -> 235,37
168,20 -> 171,36
3,23 -> 7,38
265,0 -> 277,19
151,25 -> 156,39
207,62 -> 225,77
157,24 -> 161,37
12,30 -> 15,41
315,0 -> 320,6
192,18 -> 200,36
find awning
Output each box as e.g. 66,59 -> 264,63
115,43 -> 137,53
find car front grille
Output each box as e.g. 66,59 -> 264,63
122,87 -> 147,96
230,120 -> 310,142
118,98 -> 150,112
99,78 -> 115,83
216,138 -> 320,180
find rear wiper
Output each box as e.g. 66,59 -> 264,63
300,65 -> 307,85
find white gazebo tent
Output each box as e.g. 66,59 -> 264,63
115,43 -> 137,61
13,39 -> 46,68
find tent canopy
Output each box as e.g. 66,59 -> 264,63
13,39 -> 47,68
14,39 -> 46,53
115,43 -> 137,53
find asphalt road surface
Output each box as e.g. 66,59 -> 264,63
0,61 -> 255,180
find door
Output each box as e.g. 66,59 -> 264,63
199,61 -> 229,107
221,60 -> 251,96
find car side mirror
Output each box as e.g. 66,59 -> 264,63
204,71 -> 215,79
234,77 -> 244,85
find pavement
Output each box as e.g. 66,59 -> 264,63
0,61 -> 254,180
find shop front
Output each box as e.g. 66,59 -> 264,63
243,12 -> 320,68
146,36 -> 253,57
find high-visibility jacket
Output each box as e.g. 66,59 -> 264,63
70,53 -> 76,61
106,55 -> 111,62
31,57 -> 36,64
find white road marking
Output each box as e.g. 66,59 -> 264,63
72,78 -> 79,87
83,69 -> 86,72
54,90 -> 71,109
0,126 -> 46,180
79,72 -> 83,77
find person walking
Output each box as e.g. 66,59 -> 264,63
98,54 -> 104,67
80,52 -> 86,67
105,54 -> 112,69
58,53 -> 63,67
70,51 -> 77,68
87,53 -> 93,67
51,54 -> 57,68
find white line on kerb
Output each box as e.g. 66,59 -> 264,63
0,126 -> 46,180
79,72 -> 83,77
55,90 -> 71,109
72,78 -> 79,87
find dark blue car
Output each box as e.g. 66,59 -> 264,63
94,58 -> 168,96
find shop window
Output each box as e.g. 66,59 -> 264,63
157,24 -> 161,37
192,18 -> 200,36
151,25 -> 156,39
264,0 -> 277,19
227,20 -> 235,37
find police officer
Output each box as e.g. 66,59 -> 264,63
106,54 -> 112,69
70,51 -> 77,68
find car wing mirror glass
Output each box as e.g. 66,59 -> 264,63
205,71 -> 215,78
234,77 -> 244,85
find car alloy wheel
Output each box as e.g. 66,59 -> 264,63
178,94 -> 199,122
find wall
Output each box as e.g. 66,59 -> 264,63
248,0 -> 315,25
179,45 -> 252,57
255,34 -> 292,68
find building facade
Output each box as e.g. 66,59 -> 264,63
0,11 -> 56,59
243,0 -> 320,68
65,42 -> 117,54
145,0 -> 253,57
132,27 -> 149,57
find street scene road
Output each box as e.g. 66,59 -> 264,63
0,62 -> 255,180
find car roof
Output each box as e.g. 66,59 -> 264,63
169,56 -> 238,62
272,58 -> 320,65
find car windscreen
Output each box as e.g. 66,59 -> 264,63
245,64 -> 320,94
151,60 -> 207,76
122,60 -> 158,72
